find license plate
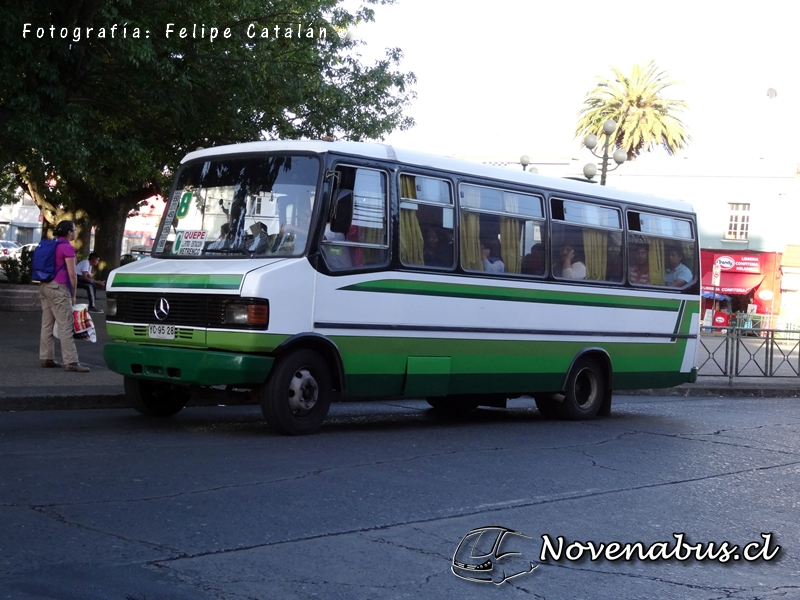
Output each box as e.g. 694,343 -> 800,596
148,324 -> 175,339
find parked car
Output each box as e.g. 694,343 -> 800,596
120,245 -> 153,263
0,240 -> 21,262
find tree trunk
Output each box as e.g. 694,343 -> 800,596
92,200 -> 129,279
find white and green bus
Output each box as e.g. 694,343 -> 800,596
103,140 -> 700,434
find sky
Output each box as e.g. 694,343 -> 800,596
345,0 -> 800,164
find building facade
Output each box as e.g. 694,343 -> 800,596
0,193 -> 42,244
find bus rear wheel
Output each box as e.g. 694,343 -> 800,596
561,357 -> 605,420
124,377 -> 190,417
261,349 -> 331,435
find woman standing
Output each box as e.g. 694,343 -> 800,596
39,220 -> 90,372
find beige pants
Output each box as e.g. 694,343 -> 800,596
39,281 -> 79,365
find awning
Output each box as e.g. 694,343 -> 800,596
702,272 -> 764,295
701,290 -> 732,301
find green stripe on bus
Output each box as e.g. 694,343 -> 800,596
106,323 -> 286,352
330,334 -> 692,396
676,300 -> 700,336
112,273 -> 243,289
341,279 -> 684,311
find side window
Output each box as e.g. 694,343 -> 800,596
458,183 -> 545,277
551,198 -> 623,283
627,211 -> 696,289
321,165 -> 389,270
399,174 -> 454,269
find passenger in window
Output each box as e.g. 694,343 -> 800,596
629,244 -> 650,284
207,222 -> 230,250
558,244 -> 586,279
423,226 -> 452,267
521,243 -> 545,275
481,239 -> 505,273
665,246 -> 692,287
322,224 -> 352,270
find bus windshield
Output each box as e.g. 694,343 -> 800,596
153,154 -> 320,258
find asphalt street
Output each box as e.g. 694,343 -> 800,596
1,395 -> 799,599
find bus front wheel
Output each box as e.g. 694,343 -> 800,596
261,349 -> 332,435
561,358 -> 605,420
124,377 -> 190,417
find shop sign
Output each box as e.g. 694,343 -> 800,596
711,264 -> 721,287
714,254 -> 761,274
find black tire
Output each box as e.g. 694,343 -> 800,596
124,376 -> 190,417
535,394 -> 564,419
261,350 -> 331,435
561,357 -> 605,420
426,395 -> 480,415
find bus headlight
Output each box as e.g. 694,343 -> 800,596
224,302 -> 269,328
106,298 -> 117,316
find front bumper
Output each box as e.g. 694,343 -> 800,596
104,343 -> 274,386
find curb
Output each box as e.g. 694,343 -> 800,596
0,394 -> 130,411
2,387 -> 799,412
616,387 -> 800,398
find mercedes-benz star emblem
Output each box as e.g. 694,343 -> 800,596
154,297 -> 170,321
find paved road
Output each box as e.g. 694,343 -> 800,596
1,395 -> 798,599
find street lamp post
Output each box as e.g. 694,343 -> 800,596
582,119 -> 627,185
519,155 -> 538,173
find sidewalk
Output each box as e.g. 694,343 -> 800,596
1,288 -> 799,412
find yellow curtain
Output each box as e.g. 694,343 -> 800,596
460,213 -> 482,270
400,208 -> 424,265
459,186 -> 482,271
500,217 -> 521,274
500,192 -> 521,274
583,229 -> 608,281
400,175 -> 416,200
649,237 -> 666,285
399,175 -> 424,264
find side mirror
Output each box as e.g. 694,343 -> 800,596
329,189 -> 354,234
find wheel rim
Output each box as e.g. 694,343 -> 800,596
287,367 -> 319,414
574,368 -> 600,410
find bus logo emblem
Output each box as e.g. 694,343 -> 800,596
154,297 -> 170,321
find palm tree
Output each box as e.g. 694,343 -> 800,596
575,61 -> 690,160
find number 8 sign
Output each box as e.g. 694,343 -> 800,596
176,192 -> 193,218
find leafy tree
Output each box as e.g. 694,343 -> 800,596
575,61 -> 690,161
0,0 -> 415,272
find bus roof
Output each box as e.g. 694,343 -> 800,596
182,140 -> 694,214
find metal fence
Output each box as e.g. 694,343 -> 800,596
697,324 -> 800,384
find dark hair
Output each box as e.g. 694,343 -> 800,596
666,246 -> 683,257
89,252 -> 99,260
481,238 -> 501,256
53,220 -> 75,237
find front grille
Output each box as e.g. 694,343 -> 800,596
111,293 -> 235,327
